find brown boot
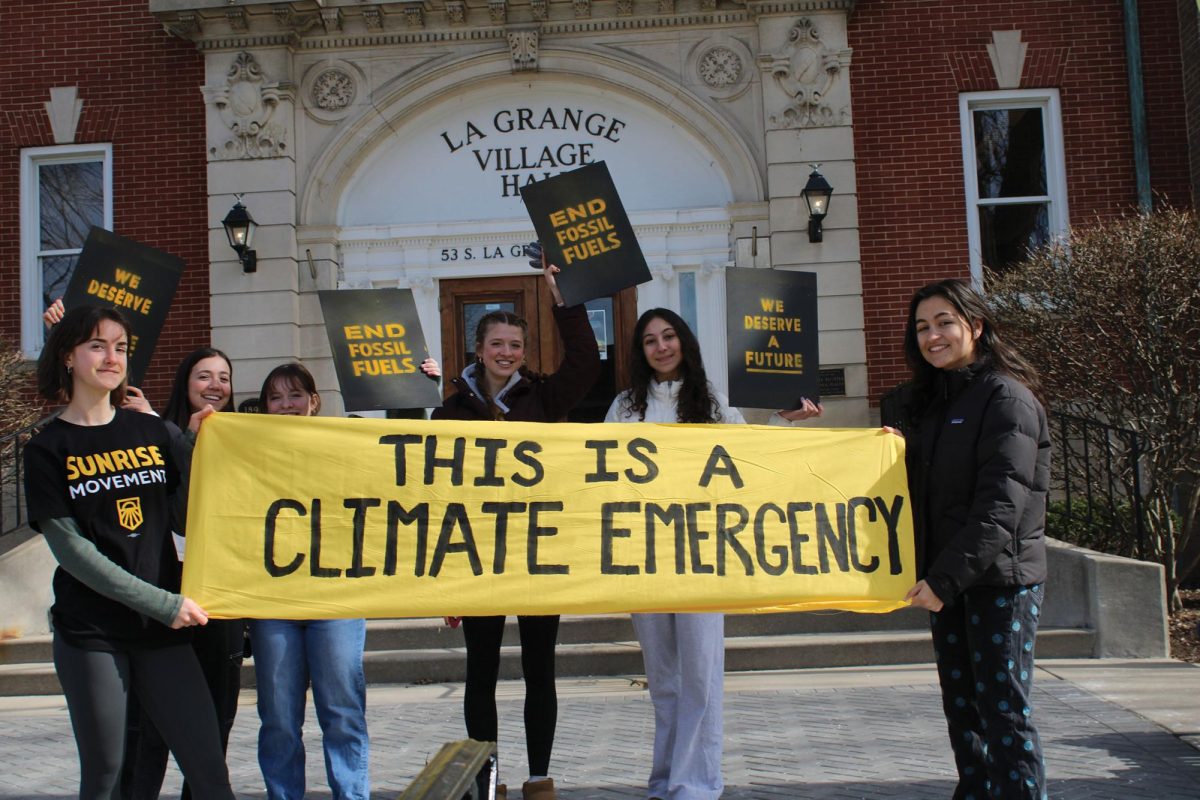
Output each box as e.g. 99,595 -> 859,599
521,777 -> 556,800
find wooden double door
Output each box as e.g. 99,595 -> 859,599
438,275 -> 637,422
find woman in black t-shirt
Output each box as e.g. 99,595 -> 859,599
24,305 -> 235,800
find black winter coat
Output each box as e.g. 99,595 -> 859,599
905,362 -> 1050,605
433,303 -> 600,423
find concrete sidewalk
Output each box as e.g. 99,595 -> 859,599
0,659 -> 1197,799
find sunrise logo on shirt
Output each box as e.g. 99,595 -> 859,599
117,497 -> 144,532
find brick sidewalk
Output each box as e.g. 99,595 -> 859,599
1,667 -> 1197,799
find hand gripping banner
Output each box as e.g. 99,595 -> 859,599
182,414 -> 915,618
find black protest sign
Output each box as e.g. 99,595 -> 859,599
318,288 -> 442,412
60,227 -> 185,386
520,161 -> 651,306
725,268 -> 820,409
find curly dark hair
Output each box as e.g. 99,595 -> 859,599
36,305 -> 131,405
163,347 -> 235,429
903,278 -> 1042,414
624,308 -> 720,424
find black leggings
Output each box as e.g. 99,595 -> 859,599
52,635 -> 235,800
127,619 -> 245,800
463,615 -> 559,777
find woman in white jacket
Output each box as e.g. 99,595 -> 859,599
605,308 -> 820,800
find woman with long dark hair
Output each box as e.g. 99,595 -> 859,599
129,347 -> 244,800
901,278 -> 1049,800
432,256 -> 600,800
24,305 -> 234,799
605,307 -> 819,800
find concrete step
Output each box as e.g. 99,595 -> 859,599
0,625 -> 1095,696
0,609 -> 933,668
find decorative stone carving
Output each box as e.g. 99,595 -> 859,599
758,18 -> 851,128
574,0 -> 591,19
446,1 -> 466,24
362,7 -> 383,30
164,12 -> 202,39
404,6 -> 425,28
699,46 -> 742,89
205,52 -> 289,160
321,8 -> 343,34
272,6 -> 322,34
226,8 -> 247,32
689,35 -> 754,100
530,0 -> 549,20
509,29 -> 538,73
616,0 -> 633,15
651,264 -> 677,283
699,0 -> 718,9
988,30 -> 1026,89
658,0 -> 676,13
311,69 -> 355,111
488,0 -> 507,25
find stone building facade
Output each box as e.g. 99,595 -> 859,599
3,0 -> 1193,420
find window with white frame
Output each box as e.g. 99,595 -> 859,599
960,90 -> 1068,284
20,144 -> 113,357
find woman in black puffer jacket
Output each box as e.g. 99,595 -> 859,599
901,278 -> 1050,800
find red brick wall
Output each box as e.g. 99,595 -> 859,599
1182,0 -> 1200,202
0,0 -> 209,411
850,0 -> 1192,405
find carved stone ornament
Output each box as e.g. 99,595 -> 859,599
404,5 -> 425,28
205,52 -> 289,160
530,0 -> 549,20
362,7 -> 384,30
489,0 -> 508,25
509,29 -> 538,73
759,18 -> 850,128
574,0 -> 592,19
699,46 -> 743,89
616,0 -> 633,15
446,1 -> 466,25
312,68 -> 356,111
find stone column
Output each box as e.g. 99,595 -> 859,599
203,49 -> 301,408
757,12 -> 866,425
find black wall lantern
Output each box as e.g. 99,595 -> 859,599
222,197 -> 258,273
801,166 -> 834,243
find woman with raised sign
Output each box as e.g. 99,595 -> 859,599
24,305 -> 235,799
604,307 -> 820,800
900,278 -> 1049,799
245,361 -> 372,800
432,243 -> 601,800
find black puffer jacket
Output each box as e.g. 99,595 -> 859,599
905,362 -> 1050,605
433,303 -> 600,423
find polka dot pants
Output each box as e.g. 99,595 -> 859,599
930,584 -> 1046,800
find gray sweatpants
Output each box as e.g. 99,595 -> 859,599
53,635 -> 235,800
633,612 -> 725,800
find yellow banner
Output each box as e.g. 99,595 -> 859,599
182,414 -> 914,618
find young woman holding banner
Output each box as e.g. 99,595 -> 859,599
604,308 -> 820,800
900,279 -> 1049,800
246,361 -> 372,800
24,305 -> 234,799
46,299 -> 245,800
432,248 -> 601,800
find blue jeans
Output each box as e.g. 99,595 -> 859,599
248,619 -> 369,800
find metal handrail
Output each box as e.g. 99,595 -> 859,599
0,410 -> 61,538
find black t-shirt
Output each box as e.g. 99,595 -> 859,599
24,407 -> 184,649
